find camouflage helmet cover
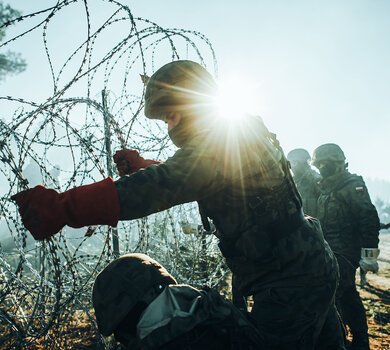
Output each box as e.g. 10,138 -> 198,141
312,143 -> 346,166
92,253 -> 177,336
144,60 -> 217,120
287,148 -> 311,163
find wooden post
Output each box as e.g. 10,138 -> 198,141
102,90 -> 120,257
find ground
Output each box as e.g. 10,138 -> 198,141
355,232 -> 390,350
1,234 -> 389,349
359,272 -> 390,350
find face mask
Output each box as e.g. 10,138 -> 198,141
168,119 -> 195,148
319,163 -> 337,178
291,162 -> 308,177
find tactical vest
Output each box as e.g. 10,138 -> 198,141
196,116 -> 307,294
317,174 -> 363,265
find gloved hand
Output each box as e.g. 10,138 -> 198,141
359,248 -> 380,273
11,178 -> 120,240
113,149 -> 161,176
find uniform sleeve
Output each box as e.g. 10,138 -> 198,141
114,141 -> 223,220
343,178 -> 380,248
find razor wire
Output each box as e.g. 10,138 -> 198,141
0,1 -> 228,348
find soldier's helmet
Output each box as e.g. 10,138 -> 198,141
92,253 -> 177,336
144,60 -> 217,120
287,148 -> 311,164
312,143 -> 346,167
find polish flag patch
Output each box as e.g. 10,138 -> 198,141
355,186 -> 364,192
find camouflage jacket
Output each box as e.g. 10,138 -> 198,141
293,167 -> 321,218
115,115 -> 337,295
317,171 -> 380,266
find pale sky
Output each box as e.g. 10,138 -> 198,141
2,0 -> 390,184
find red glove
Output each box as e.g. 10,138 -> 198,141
113,149 -> 161,176
11,178 -> 120,240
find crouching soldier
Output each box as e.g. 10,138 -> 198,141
92,253 -> 263,349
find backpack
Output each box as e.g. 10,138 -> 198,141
136,285 -> 263,349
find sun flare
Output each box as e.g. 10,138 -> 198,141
214,74 -> 262,122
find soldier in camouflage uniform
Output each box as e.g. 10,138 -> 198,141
12,61 -> 345,349
287,148 -> 321,217
92,253 -> 263,349
312,143 -> 380,350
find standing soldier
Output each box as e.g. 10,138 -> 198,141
12,61 -> 345,349
287,148 -> 321,217
312,143 -> 380,350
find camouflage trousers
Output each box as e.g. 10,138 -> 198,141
335,254 -> 369,336
250,281 -> 346,349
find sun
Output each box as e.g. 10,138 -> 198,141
214,74 -> 263,122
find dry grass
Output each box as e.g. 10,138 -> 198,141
357,262 -> 390,350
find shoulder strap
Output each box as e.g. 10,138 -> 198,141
331,175 -> 364,205
333,175 -> 360,193
329,175 -> 366,228
258,117 -> 303,210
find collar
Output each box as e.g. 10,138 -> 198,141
318,170 -> 350,193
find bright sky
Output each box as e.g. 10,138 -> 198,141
2,0 -> 390,183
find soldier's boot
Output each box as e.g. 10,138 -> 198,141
350,332 -> 370,350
